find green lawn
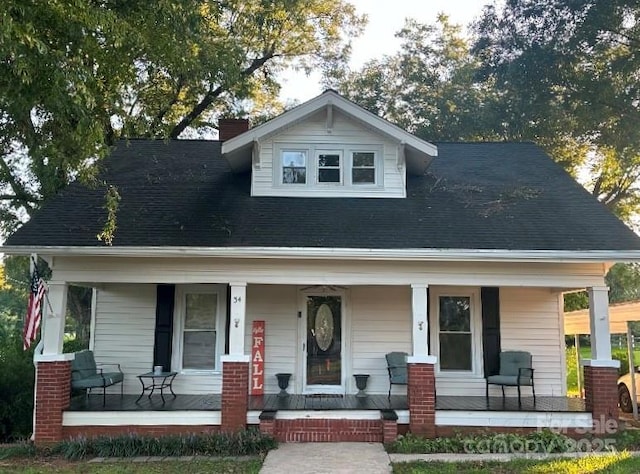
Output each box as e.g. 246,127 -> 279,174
0,458 -> 262,474
393,452 -> 638,474
566,346 -> 640,395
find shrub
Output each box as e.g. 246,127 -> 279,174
612,348 -> 630,376
0,440 -> 36,460
386,430 -> 573,454
63,337 -> 87,354
57,429 -> 277,460
0,325 -> 35,442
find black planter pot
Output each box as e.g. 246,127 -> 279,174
275,373 -> 292,397
353,374 -> 370,398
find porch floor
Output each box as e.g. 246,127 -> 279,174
68,394 -> 586,413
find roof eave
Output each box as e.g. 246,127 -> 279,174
4,245 -> 640,263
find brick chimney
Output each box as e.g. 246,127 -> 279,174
219,118 -> 249,141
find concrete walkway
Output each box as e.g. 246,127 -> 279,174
258,443 -> 639,473
259,442 -> 392,474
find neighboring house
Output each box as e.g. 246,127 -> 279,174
5,90 -> 640,444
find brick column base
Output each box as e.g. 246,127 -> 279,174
34,360 -> 72,445
408,362 -> 436,437
259,410 -> 276,436
584,365 -> 619,434
221,360 -> 249,432
382,412 -> 398,444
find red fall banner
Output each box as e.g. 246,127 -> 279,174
251,320 -> 265,395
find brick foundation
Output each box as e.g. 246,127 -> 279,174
273,419 -> 382,442
382,419 -> 398,444
584,365 -> 619,434
408,362 -> 436,437
258,410 -> 276,437
221,361 -> 249,432
34,360 -> 72,445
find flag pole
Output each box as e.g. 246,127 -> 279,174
29,253 -> 39,442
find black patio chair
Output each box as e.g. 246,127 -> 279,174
486,350 -> 535,405
385,351 -> 408,399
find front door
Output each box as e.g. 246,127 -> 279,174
303,294 -> 343,393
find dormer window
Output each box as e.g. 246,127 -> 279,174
276,143 -> 383,191
317,151 -> 342,184
352,152 -> 376,184
282,150 -> 307,184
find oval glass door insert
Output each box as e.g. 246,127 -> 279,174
314,303 -> 334,351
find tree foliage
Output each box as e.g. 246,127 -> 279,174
0,0 -> 365,235
333,15 -> 502,141
335,3 -> 640,220
472,0 -> 640,219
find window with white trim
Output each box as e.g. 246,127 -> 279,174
173,285 -> 227,372
351,151 -> 376,184
431,288 -> 482,375
282,150 -> 307,184
277,143 -> 382,189
317,151 -> 342,184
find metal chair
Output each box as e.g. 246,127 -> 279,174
385,351 -> 408,399
486,350 -> 535,405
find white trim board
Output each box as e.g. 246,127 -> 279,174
6,246 -> 640,263
435,411 -> 593,429
62,411 -> 221,426
274,410 -> 382,420
62,409 -> 591,429
46,256 -> 609,289
247,411 -> 261,425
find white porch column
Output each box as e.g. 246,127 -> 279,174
41,282 -> 68,356
588,285 -> 613,361
228,282 -> 247,357
409,283 -> 436,363
411,284 -> 428,357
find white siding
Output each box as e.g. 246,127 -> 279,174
252,109 -> 406,198
93,284 -> 156,394
92,283 -> 565,397
350,286 -> 411,395
499,287 -> 564,396
93,284 -> 224,395
436,287 -> 564,397
244,285 -> 299,394
243,284 -> 411,396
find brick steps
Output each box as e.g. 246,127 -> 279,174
259,409 -> 399,443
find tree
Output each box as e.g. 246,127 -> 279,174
336,4 -> 640,219
473,0 -> 640,219
332,14 -> 591,178
1,0 -> 365,235
332,15 -> 502,141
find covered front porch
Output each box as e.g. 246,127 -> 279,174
32,254 -> 620,443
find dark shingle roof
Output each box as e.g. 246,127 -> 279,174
6,139 -> 640,251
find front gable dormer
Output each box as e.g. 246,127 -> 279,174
221,90 -> 437,198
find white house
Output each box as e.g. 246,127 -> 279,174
5,90 -> 640,443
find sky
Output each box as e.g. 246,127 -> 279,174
281,0 -> 493,103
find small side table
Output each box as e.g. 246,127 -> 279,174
136,371 -> 177,403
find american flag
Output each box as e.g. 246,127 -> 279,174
23,267 -> 46,350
